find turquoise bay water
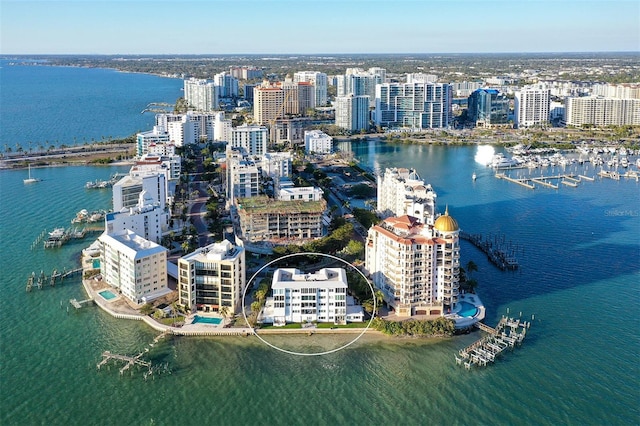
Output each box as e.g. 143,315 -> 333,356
0,60 -> 182,149
1,65 -> 639,425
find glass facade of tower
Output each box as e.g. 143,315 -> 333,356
467,89 -> 509,126
375,82 -> 452,129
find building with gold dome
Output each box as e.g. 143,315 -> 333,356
364,208 -> 460,317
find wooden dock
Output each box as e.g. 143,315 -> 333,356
26,267 -> 82,292
455,316 -> 531,369
460,232 -> 519,270
97,330 -> 172,379
69,298 -> 93,309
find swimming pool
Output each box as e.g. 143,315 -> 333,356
193,315 -> 223,325
99,290 -> 117,300
457,301 -> 478,317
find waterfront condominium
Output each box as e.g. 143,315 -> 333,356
374,82 -> 453,130
269,268 -> 350,324
183,78 -> 218,112
98,229 -> 170,305
334,94 -> 370,132
177,240 -> 246,314
514,86 -> 551,128
364,210 -> 460,317
136,126 -> 170,157
377,167 -> 437,225
564,96 -> 640,127
304,129 -> 333,154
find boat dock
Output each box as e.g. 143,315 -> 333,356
85,173 -> 127,189
460,232 -> 519,270
43,227 -> 101,249
69,298 -> 93,309
455,316 -> 531,369
26,267 -> 82,291
495,172 -> 600,190
495,173 -> 535,189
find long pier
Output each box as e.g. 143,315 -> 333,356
455,316 -> 531,369
460,232 -> 519,270
495,172 -> 601,190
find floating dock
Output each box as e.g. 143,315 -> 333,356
495,172 -> 601,190
455,316 -> 531,369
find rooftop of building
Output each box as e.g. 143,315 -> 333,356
236,195 -> 326,214
100,229 -> 167,257
180,239 -> 242,262
272,268 -> 348,289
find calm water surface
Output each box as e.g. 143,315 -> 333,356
1,65 -> 639,425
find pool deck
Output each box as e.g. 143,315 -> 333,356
81,274 -> 253,336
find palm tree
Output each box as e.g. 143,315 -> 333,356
465,260 -> 478,277
219,306 -> 229,319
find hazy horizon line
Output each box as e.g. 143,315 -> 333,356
1,50 -> 639,57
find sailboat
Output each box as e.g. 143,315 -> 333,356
23,164 -> 40,184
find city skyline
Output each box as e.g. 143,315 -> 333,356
1,0 -> 638,55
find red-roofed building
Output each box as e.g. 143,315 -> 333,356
364,211 -> 460,317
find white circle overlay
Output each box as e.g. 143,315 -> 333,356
242,252 -> 376,356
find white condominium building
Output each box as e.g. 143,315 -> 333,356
514,87 -> 550,128
105,189 -> 169,244
112,172 -> 167,212
230,124 -> 268,157
270,268 -> 349,324
183,78 -> 218,112
565,97 -> 640,127
276,178 -> 323,202
375,82 -> 452,129
591,83 -> 640,99
214,112 -> 233,143
155,112 -> 218,146
136,126 -> 170,157
304,130 -> 333,154
99,229 -> 170,305
214,72 -> 239,98
178,240 -> 246,314
225,147 -> 260,205
261,151 -> 292,179
377,167 -> 437,225
364,211 -> 460,317
335,94 -> 370,132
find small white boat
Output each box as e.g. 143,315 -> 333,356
472,172 -> 477,181
23,164 -> 41,184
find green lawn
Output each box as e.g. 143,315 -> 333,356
317,322 -> 368,329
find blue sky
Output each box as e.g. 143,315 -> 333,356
1,0 -> 638,54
